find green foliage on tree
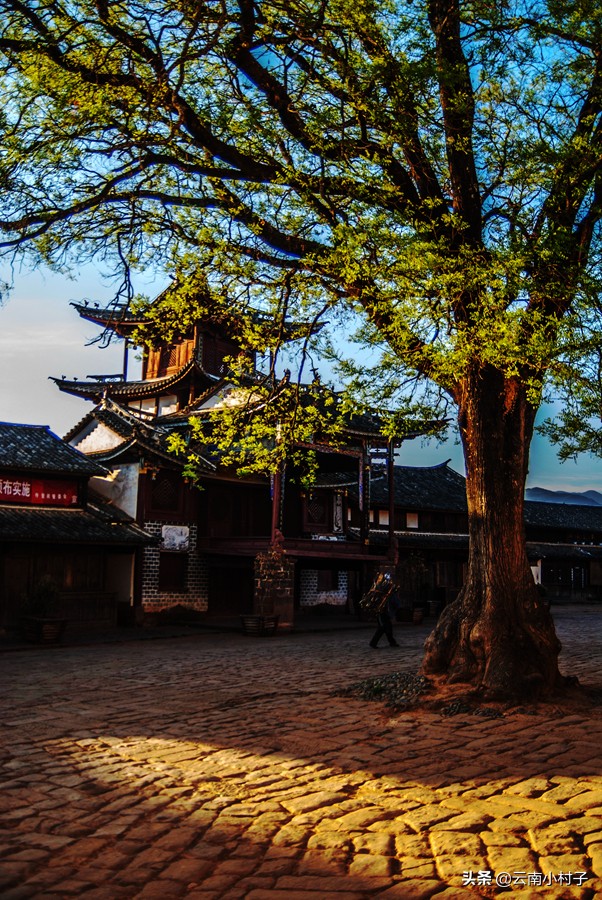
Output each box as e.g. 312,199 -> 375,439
0,1 -> 599,422
539,303 -> 602,459
1,0 -> 602,697
168,363 -> 345,486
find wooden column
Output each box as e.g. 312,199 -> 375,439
388,439 -> 396,560
359,444 -> 370,544
122,339 -> 129,381
270,466 -> 283,543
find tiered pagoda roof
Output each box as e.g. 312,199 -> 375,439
71,301 -> 144,338
71,290 -> 323,343
57,288 -> 444,481
51,358 -> 220,404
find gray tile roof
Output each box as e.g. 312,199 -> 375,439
357,528 -> 469,551
357,529 -> 602,561
366,464 -> 602,534
527,542 -> 602,560
524,501 -> 602,532
0,505 -> 153,545
366,462 -> 468,511
0,423 -> 107,476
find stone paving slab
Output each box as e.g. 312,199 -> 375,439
1,606 -> 602,897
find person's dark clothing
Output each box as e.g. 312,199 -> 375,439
370,591 -> 401,648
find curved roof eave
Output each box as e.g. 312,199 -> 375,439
51,359 -> 220,402
71,302 -> 143,336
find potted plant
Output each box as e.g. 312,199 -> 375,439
21,576 -> 67,644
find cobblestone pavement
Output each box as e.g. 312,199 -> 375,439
2,607 -> 602,899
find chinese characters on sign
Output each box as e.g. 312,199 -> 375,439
462,870 -> 588,887
0,476 -> 79,507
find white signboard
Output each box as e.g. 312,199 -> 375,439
161,525 -> 190,551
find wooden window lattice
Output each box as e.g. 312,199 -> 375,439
151,474 -> 180,511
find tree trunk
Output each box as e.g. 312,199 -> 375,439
421,368 -> 563,700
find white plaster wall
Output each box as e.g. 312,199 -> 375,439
158,393 -> 178,415
71,420 -> 123,454
197,383 -> 261,409
90,463 -> 139,518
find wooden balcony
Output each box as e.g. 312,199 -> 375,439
196,534 -> 389,561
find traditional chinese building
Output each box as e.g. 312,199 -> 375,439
50,283 -> 602,627
364,461 -> 602,605
55,292 -> 430,628
523,502 -> 602,601
0,422 -> 153,634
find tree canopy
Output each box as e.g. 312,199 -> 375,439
1,0 -> 602,698
1,0 -> 599,412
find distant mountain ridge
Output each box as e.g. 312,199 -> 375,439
526,487 -> 602,506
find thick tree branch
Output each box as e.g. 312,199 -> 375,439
428,0 -> 482,245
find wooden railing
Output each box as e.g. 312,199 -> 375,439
196,535 -> 388,560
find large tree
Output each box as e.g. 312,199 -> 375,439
1,0 -> 601,699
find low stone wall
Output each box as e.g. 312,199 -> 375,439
140,522 -> 209,613
299,569 -> 348,608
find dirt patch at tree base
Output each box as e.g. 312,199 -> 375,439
335,670 -> 602,719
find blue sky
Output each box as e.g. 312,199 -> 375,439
1,264 -> 602,492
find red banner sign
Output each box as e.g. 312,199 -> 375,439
0,476 -> 79,507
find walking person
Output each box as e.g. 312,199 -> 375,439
369,576 -> 401,648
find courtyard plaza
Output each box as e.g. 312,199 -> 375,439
1,606 -> 602,898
